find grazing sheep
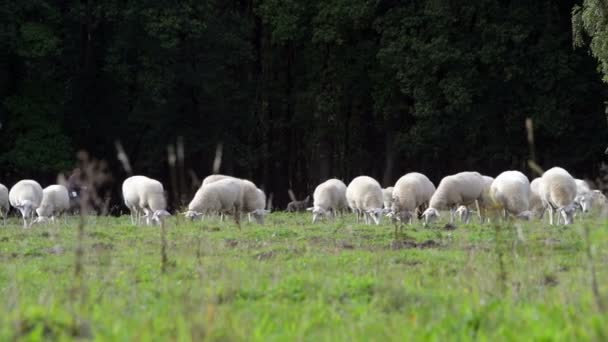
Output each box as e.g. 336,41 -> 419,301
308,179 -> 347,223
456,175 -> 494,223
34,185 -> 70,224
122,176 -> 170,226
573,179 -> 592,213
184,178 -> 243,222
346,176 -> 384,225
389,173 -> 436,223
488,171 -> 532,220
382,187 -> 394,213
538,167 -> 577,225
202,174 -> 235,186
9,180 -> 43,228
421,171 -> 484,225
241,180 -> 269,224
286,195 -> 310,212
0,184 -> 8,225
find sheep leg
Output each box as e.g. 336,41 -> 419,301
475,200 -> 482,223
548,206 -> 554,225
450,208 -> 455,224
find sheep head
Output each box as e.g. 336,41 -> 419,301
421,207 -> 440,226
557,204 -> 576,225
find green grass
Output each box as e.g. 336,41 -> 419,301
1,212 -> 607,341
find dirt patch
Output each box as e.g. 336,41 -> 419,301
254,251 -> 275,261
390,239 -> 441,250
224,239 -> 238,248
542,274 -> 559,287
40,231 -> 51,238
92,242 -> 114,251
443,223 -> 457,231
339,241 -> 355,249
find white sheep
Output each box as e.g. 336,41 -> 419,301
488,171 -> 532,220
34,185 -> 70,224
0,184 -> 8,225
122,176 -> 171,225
573,179 -> 592,213
382,187 -> 394,213
455,175 -> 494,223
241,179 -> 269,224
346,176 -> 383,225
389,173 -> 436,224
421,171 -> 484,225
184,178 -> 243,222
538,167 -> 577,225
308,179 -> 347,223
202,174 -> 235,186
9,180 -> 43,228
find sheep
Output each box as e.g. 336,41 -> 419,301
382,187 -> 394,213
286,195 -> 310,212
421,171 -> 484,225
538,167 -> 577,225
456,175 -> 493,223
34,185 -> 70,224
241,180 -> 269,224
307,179 -> 347,223
389,173 -> 436,224
202,174 -> 235,186
184,178 -> 243,222
0,184 -> 8,225
488,171 -> 532,220
346,176 -> 384,225
573,179 -> 592,213
122,176 -> 171,226
9,180 -> 43,228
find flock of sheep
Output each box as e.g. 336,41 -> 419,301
0,167 -> 605,228
308,167 -> 607,226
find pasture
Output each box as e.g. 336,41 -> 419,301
0,213 -> 607,340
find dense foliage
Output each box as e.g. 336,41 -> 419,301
1,0 -> 607,208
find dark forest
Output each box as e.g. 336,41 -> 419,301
2,0 -> 607,210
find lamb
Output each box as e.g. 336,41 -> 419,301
241,179 -> 269,224
538,167 -> 577,225
488,171 -> 532,220
382,187 -> 394,213
421,171 -> 484,225
573,179 -> 592,213
184,178 -> 243,222
308,179 -> 347,223
122,176 -> 171,226
0,184 -> 8,225
9,180 -> 43,228
389,173 -> 435,223
286,195 -> 310,212
345,176 -> 384,225
34,185 -> 70,224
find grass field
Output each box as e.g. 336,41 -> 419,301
1,212 -> 607,341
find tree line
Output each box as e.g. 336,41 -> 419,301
1,0 -> 607,210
